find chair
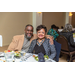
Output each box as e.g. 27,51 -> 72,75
56,35 -> 75,62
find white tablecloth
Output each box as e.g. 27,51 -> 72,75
0,53 -> 55,62
58,29 -> 63,32
58,28 -> 75,32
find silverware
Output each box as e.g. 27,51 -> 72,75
0,56 -> 4,57
0,52 -> 4,57
24,54 -> 32,61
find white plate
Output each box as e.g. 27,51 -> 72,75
25,56 -> 38,62
0,57 -> 5,62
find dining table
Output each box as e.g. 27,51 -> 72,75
0,52 -> 56,62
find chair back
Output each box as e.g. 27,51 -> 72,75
56,35 -> 69,52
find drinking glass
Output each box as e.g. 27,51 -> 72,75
4,52 -> 14,62
20,51 -> 26,61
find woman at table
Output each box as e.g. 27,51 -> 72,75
59,23 -> 75,61
47,24 -> 59,40
60,23 -> 75,51
27,25 -> 56,60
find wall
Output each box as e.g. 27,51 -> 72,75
36,12 -> 42,27
0,12 -> 66,46
72,12 -> 75,27
32,12 -> 42,34
32,12 -> 37,34
42,12 -> 65,31
0,12 -> 32,46
65,12 -> 69,24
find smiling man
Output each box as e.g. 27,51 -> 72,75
7,24 -> 53,52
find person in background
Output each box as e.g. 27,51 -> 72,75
8,24 -> 53,52
47,24 -> 59,40
56,26 -> 59,34
59,23 -> 75,61
61,26 -> 64,29
28,25 -> 56,60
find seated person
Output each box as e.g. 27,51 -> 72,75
47,24 -> 59,40
59,23 -> 75,61
7,24 -> 53,52
27,25 -> 56,60
61,26 -> 64,29
56,26 -> 59,34
59,23 -> 75,52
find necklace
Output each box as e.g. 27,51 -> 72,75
37,39 -> 45,46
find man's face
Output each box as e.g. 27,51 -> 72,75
25,26 -> 33,39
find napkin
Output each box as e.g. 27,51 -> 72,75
38,52 -> 45,62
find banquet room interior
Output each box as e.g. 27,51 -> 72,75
0,12 -> 75,62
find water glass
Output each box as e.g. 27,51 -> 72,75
20,51 -> 26,61
4,52 -> 14,62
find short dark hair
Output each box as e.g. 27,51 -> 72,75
61,26 -> 63,29
36,25 -> 47,32
51,24 -> 56,29
25,24 -> 33,29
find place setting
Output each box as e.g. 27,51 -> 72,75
0,50 -> 33,62
0,50 -> 55,62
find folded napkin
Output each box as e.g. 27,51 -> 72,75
38,52 -> 45,62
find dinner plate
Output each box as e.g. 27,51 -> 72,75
26,54 -> 55,62
25,56 -> 38,62
0,59 -> 5,62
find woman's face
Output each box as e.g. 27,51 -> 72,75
37,28 -> 46,39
